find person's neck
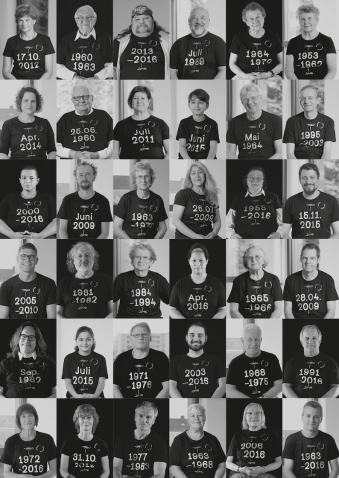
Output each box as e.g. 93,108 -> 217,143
19,113 -> 35,123
301,30 -> 319,41
19,271 -> 36,282
302,189 -> 320,200
190,31 -> 208,39
187,348 -> 204,358
302,428 -> 319,438
245,349 -> 261,358
187,428 -> 204,440
249,27 -> 265,38
132,112 -> 150,120
248,188 -> 262,196
192,113 -> 205,122
192,185 -> 205,195
135,428 -> 151,440
304,350 -> 319,358
302,269 -> 318,281
75,270 -> 94,279
248,425 -> 262,432
303,110 -> 318,120
21,189 -> 37,199
76,108 -> 91,116
78,431 -> 93,441
134,269 -> 149,278
77,349 -> 91,356
79,28 -> 94,37
20,30 -> 36,41
136,188 -> 150,199
246,109 -> 262,121
249,269 -> 264,281
78,188 -> 95,200
191,273 -> 207,283
132,348 -> 149,359
20,429 -> 36,441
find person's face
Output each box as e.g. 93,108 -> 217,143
130,326 -> 151,350
20,411 -> 36,430
189,8 -> 210,37
135,407 -> 156,433
135,169 -> 152,191
244,9 -> 265,30
73,245 -> 95,274
189,251 -> 208,276
189,96 -> 208,116
19,169 -> 39,193
76,165 -> 96,190
76,331 -> 94,355
131,92 -> 151,113
78,414 -> 94,433
242,328 -> 262,357
17,247 -> 38,273
190,166 -> 205,188
300,249 -> 319,274
300,88 -> 321,114
21,92 -> 37,115
247,169 -> 264,194
187,407 -> 205,431
241,90 -> 262,115
245,404 -> 262,429
132,248 -> 153,273
245,247 -> 265,272
131,14 -> 154,37
299,169 -> 319,196
186,326 -> 207,352
19,326 -> 37,355
299,12 -> 318,34
302,406 -> 321,433
72,86 -> 93,114
18,15 -> 36,33
301,327 -> 321,356
75,8 -> 97,35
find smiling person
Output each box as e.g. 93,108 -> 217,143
228,245 -> 283,318
0,321 -> 56,398
113,322 -> 169,398
62,326 -> 108,399
113,401 -> 167,478
60,404 -> 109,478
113,85 -> 170,159
0,243 -> 56,319
58,161 -> 112,239
0,404 -> 56,478
226,84 -> 282,159
57,242 -> 113,319
57,83 -> 113,159
2,5 -> 54,80
113,242 -> 169,318
229,2 -> 283,80
226,403 -> 282,478
0,87 -> 56,160
57,5 -> 113,80
170,404 -> 226,478
283,401 -> 339,478
285,4 -> 337,80
170,7 -> 226,79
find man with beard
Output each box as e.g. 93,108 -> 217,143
283,163 -> 339,238
169,322 -> 226,398
226,324 -> 282,398
170,7 -> 226,79
283,325 -> 339,398
58,161 -> 112,239
284,243 -> 338,318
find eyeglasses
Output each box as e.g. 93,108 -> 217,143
248,176 -> 263,182
131,334 -> 149,338
72,95 -> 91,102
246,255 -> 263,261
242,95 -> 260,104
19,254 -> 36,261
75,16 -> 94,22
20,334 -> 36,341
136,175 -> 151,181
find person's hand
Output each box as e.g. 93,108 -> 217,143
81,151 -> 100,159
82,394 -> 100,398
205,232 -> 216,239
73,74 -> 87,79
70,151 -> 88,160
29,232 -> 42,239
86,76 -> 99,80
244,73 -> 260,79
254,72 -> 272,80
250,467 -> 265,476
10,231 -> 32,239
230,233 -> 242,239
194,234 -> 207,239
267,232 -> 281,239
239,467 -> 253,476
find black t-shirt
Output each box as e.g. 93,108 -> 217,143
283,430 -> 339,478
113,348 -> 169,398
0,431 -> 56,474
0,273 -> 56,319
283,352 -> 339,398
230,30 -> 282,74
170,274 -> 226,318
0,191 -> 55,235
113,115 -> 169,159
0,116 -> 56,159
283,191 -> 339,239
57,191 -> 112,238
176,115 -> 220,159
3,33 -> 55,79
113,270 -> 169,318
61,435 -> 109,478
170,32 -> 226,79
174,188 -> 218,238
227,428 -> 281,478
227,110 -> 282,159
283,270 -> 338,319
227,270 -> 283,318
283,112 -> 336,159
170,352 -> 225,398
170,431 -> 226,478
230,191 -> 281,239
57,271 -> 113,318
0,354 -> 56,398
113,33 -> 165,79
62,350 -> 108,398
57,32 -> 113,78
57,109 -> 113,155
226,350 -> 282,397
114,190 -> 168,239
286,33 -> 336,79
114,430 -> 167,478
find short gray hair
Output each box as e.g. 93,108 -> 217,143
75,5 -> 97,20
243,246 -> 268,269
242,323 -> 262,338
240,83 -> 262,100
130,322 -> 152,336
302,400 -> 323,420
297,4 -> 320,21
300,325 -> 322,344
187,404 -> 206,421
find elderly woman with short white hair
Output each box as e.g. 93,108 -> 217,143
114,162 -> 168,238
286,4 -> 337,79
227,245 -> 282,318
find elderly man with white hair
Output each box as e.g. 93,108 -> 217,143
170,6 -> 226,79
227,245 -> 283,318
226,83 -> 282,159
57,5 -> 113,80
226,324 -> 282,398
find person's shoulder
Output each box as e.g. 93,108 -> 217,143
59,31 -> 77,43
171,431 -> 186,444
95,271 -> 112,282
206,274 -> 224,286
64,351 -> 77,361
263,269 -> 280,282
233,271 -> 249,282
262,110 -> 281,123
260,349 -> 280,361
1,274 -> 19,287
317,429 -> 337,442
4,433 -> 20,446
285,430 -> 302,443
58,110 -> 76,122
203,352 -> 224,364
36,431 -> 54,441
287,34 -> 302,45
62,191 -> 78,202
231,112 -> 246,123
175,188 -> 189,199
286,191 -> 303,203
206,31 -> 225,44
117,429 -> 133,441
115,349 -> 132,361
159,31 -> 170,43
287,112 -> 304,123
150,114 -> 166,126
92,108 -> 112,119
119,190 -> 136,202
286,353 -> 303,366
114,270 -> 132,281
2,117 -> 19,127
91,350 -> 106,361
37,33 -> 52,41
173,33 -> 191,45
317,32 -> 335,43
265,190 -> 280,201
149,270 -> 167,281
5,35 -> 20,44
204,430 -> 219,442
37,190 -> 55,201
228,352 -> 245,367
149,190 -> 163,201
204,115 -> 218,126
150,429 -> 166,443
149,348 -> 168,360
35,116 -> 51,126
93,191 -> 110,202
318,191 -> 338,204
36,273 -> 55,286
318,351 -> 337,364
317,269 -> 335,281
171,353 -> 187,363
174,275 -> 191,287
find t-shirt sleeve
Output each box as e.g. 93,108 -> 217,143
57,36 -> 67,65
113,275 -> 123,303
325,275 -> 339,301
176,119 -> 187,140
327,434 -> 339,460
46,120 -> 56,154
282,435 -> 296,460
215,356 -> 226,380
210,121 -> 220,143
154,435 -> 167,463
104,275 -> 113,301
0,120 -> 11,155
226,119 -> 237,144
273,194 -> 282,209
169,356 -> 179,382
226,358 -> 239,385
113,434 -> 124,459
0,360 -> 7,389
270,354 -> 283,381
158,275 -> 170,305
226,435 -> 238,458
106,114 -> 113,143
57,116 -> 66,145
45,278 -> 57,305
214,436 -> 226,463
157,196 -> 168,222
173,189 -> 188,207
60,439 -> 71,457
273,32 -> 283,54
283,358 -> 295,384
272,275 -> 283,301
44,36 -> 55,55
0,281 -> 10,306
326,36 -> 337,54
283,198 -> 292,225
216,280 -> 226,308
0,194 -> 11,221
113,354 -> 123,386
114,194 -> 128,220
214,36 -> 226,67
283,118 -> 296,144
170,40 -> 180,70
169,436 -> 182,466
46,434 -> 57,460
161,120 -> 170,140
330,196 -> 339,223
227,277 -> 241,304
283,276 -> 292,301
113,120 -> 123,141
46,194 -> 56,221
3,38 -> 13,57
56,281 -> 65,307
113,39 -> 119,67
328,358 -> 339,385
272,115 -> 282,141
0,437 -> 14,465
229,34 -> 242,55
169,282 -> 181,310
61,355 -> 72,379
99,355 -> 108,379
286,38 -> 296,57
101,197 -> 113,222
57,196 -> 69,220
158,352 -> 169,382
324,118 -> 336,142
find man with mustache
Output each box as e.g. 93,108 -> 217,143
170,6 -> 226,79
58,161 -> 112,239
169,321 -> 226,398
283,325 -> 339,398
282,163 -> 339,238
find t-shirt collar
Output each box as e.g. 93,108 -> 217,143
18,351 -> 37,361
245,189 -> 265,197
75,28 -> 96,40
75,108 -> 94,116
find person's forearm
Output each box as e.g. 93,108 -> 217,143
322,386 -> 339,398
170,70 -> 178,79
226,149 -> 238,159
0,220 -> 16,238
226,387 -> 250,398
105,311 -> 113,318
284,469 -> 298,478
97,231 -> 109,239
211,221 -> 221,236
178,145 -> 191,159
261,462 -> 282,472
112,468 -> 122,478
323,310 -> 335,318
170,385 -> 182,398
93,380 -> 105,398
270,307 -> 281,318
212,308 -> 226,319
285,69 -> 298,80
282,384 -> 298,398
269,152 -> 282,159
324,69 -> 336,80
154,226 -> 166,239
214,68 -> 225,79
284,309 -> 295,319
65,382 -> 81,398
2,72 -> 16,79
57,313 -> 65,319
321,152 -> 332,159
40,71 -> 52,79
155,387 -> 169,398
214,464 -> 226,478
172,218 -> 204,238
38,220 -> 57,238
114,227 -> 130,239
0,153 -> 10,159
260,383 -> 282,398
230,308 -> 244,318
207,144 -> 217,159
229,63 -> 247,78
170,466 -> 188,478
59,227 -> 69,239
330,233 -> 339,239
170,308 -> 186,319
211,384 -> 225,398
99,471 -> 109,478
113,386 -> 124,398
